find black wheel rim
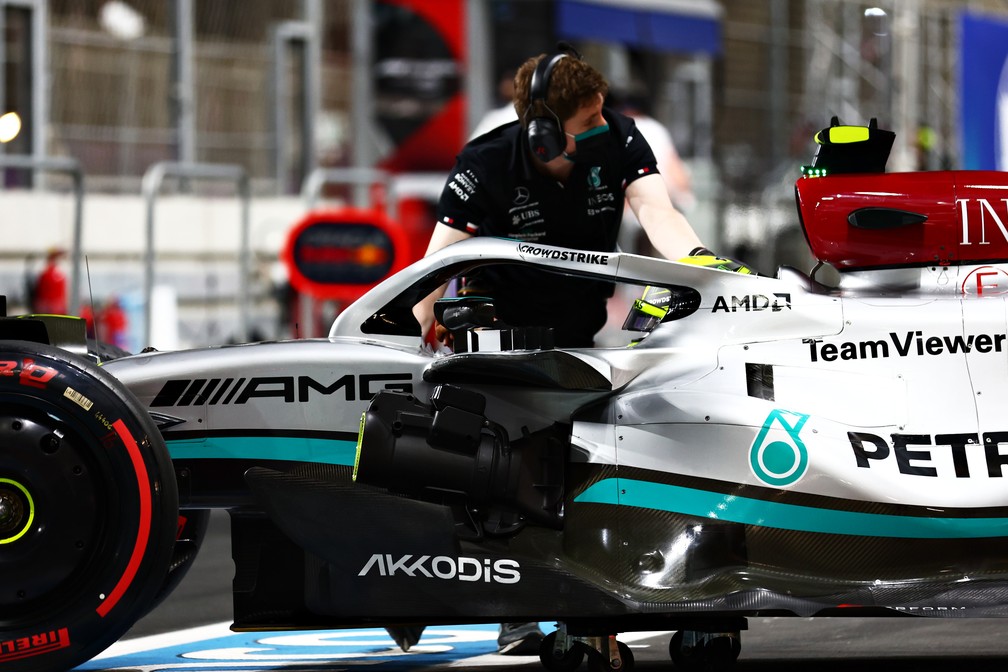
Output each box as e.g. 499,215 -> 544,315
0,400 -> 111,619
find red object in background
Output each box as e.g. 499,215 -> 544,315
396,197 -> 437,264
80,304 -> 96,338
33,250 -> 68,314
378,97 -> 467,173
79,300 -> 128,348
282,208 -> 412,303
795,171 -> 1008,270
384,0 -> 463,55
374,0 -> 465,172
100,299 -> 129,350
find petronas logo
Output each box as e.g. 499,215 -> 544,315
588,166 -> 601,188
749,409 -> 810,486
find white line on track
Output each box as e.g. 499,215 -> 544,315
91,623 -> 671,670
92,622 -> 236,659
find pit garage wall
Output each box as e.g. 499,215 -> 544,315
0,192 -> 304,348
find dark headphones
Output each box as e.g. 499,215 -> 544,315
525,53 -> 569,162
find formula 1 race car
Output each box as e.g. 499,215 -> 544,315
6,119 -> 1008,672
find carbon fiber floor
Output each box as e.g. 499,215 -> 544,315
84,511 -> 1008,672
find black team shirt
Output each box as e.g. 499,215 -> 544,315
435,107 -> 658,347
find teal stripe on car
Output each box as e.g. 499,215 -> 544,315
574,478 -> 1008,539
167,436 -> 357,466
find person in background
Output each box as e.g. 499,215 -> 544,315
608,86 -> 695,257
32,247 -> 68,315
609,86 -> 694,213
469,67 -> 519,139
99,297 -> 129,350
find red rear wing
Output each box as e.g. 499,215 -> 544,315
796,171 -> 1008,270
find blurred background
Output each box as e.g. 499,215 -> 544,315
2,0 -> 1007,349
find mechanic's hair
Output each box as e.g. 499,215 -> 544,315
513,53 -> 609,127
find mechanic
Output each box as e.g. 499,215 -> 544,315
409,45 -> 752,655
413,44 -> 753,350
31,247 -> 69,315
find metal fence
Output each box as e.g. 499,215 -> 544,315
43,0 -> 351,194
7,0 -> 1008,283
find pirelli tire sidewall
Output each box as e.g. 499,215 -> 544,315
0,341 -> 178,672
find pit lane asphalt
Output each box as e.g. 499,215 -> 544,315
109,510 -> 1008,671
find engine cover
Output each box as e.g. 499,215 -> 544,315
796,170 -> 1008,270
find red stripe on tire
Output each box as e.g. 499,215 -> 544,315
96,419 -> 152,617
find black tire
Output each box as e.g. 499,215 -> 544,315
0,341 -> 178,672
539,631 -> 585,672
702,634 -> 741,671
86,339 -> 131,364
587,640 -> 633,672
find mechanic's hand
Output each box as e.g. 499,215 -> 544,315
679,246 -> 759,275
433,320 -> 454,348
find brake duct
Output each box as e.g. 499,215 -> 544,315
354,384 -> 564,529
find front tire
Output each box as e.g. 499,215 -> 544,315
0,341 -> 178,672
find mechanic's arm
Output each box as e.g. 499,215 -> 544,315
412,223 -> 473,338
625,173 -> 703,259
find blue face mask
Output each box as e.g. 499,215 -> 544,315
563,124 -> 610,163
